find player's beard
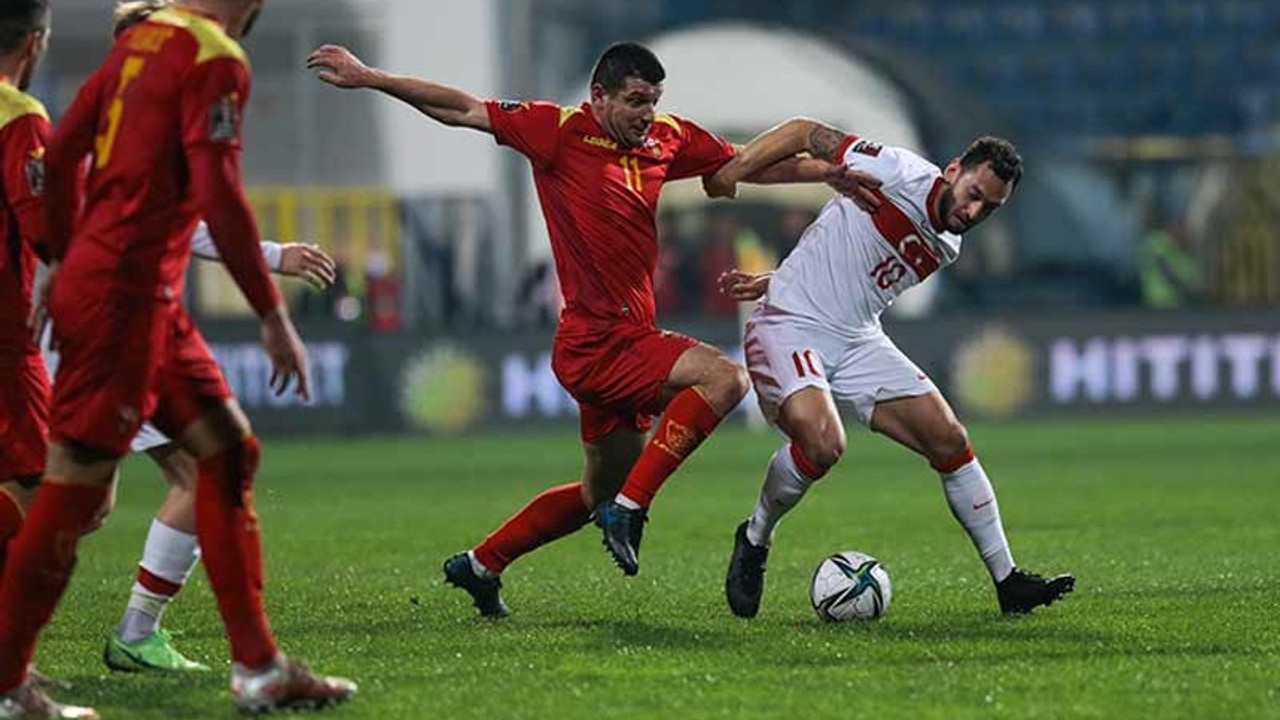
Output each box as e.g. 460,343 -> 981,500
937,185 -> 958,231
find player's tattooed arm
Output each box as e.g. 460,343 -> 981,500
704,118 -> 817,197
806,124 -> 848,162
705,117 -> 875,202
307,45 -> 491,132
704,119 -> 882,210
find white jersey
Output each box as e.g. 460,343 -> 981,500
765,138 -> 962,336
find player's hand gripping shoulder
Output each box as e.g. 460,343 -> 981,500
307,45 -> 491,132
718,269 -> 771,302
260,306 -> 311,401
278,244 -> 338,290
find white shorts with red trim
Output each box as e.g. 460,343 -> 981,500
743,303 -> 937,427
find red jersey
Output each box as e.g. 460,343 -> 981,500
45,7 -> 278,315
0,81 -> 49,363
486,100 -> 734,333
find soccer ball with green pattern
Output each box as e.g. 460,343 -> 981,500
810,551 -> 891,622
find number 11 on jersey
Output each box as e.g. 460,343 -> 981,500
619,155 -> 643,192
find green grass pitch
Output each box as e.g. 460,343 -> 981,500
30,414 -> 1280,719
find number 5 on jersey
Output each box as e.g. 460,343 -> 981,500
95,56 -> 147,170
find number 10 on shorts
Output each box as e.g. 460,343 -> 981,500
792,350 -> 821,378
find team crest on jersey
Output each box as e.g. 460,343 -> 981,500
209,93 -> 240,142
25,148 -> 44,196
852,139 -> 883,157
498,100 -> 528,113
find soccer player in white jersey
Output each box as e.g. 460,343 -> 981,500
38,219 -> 334,672
704,119 -> 1075,617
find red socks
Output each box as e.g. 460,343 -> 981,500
0,481 -> 108,692
473,482 -> 590,574
195,436 -> 278,669
619,388 -> 724,508
0,489 -> 23,575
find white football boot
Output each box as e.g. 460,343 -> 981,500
0,681 -> 97,720
231,655 -> 356,714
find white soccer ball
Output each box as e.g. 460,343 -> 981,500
810,551 -> 892,622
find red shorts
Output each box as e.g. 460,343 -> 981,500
0,354 -> 50,479
49,288 -> 232,457
552,322 -> 699,444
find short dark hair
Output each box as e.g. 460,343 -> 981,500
590,42 -> 665,95
114,0 -> 170,38
959,136 -> 1023,189
0,0 -> 49,55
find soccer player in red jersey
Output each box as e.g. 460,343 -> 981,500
0,2 -> 355,716
0,1 -> 52,632
308,41 -> 876,613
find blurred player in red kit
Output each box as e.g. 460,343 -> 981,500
0,1 -> 53,624
0,2 -> 355,717
308,40 -> 880,615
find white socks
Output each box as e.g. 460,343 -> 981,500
118,519 -> 200,643
467,550 -> 498,580
940,458 -> 1014,582
744,441 -> 1015,583
614,494 -> 642,511
745,444 -> 817,547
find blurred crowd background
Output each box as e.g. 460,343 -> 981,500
38,0 -> 1280,329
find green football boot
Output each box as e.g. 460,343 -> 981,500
103,629 -> 210,673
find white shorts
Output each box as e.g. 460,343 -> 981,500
40,326 -> 175,454
743,304 -> 937,426
130,423 -> 174,453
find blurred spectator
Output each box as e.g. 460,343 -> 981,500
774,206 -> 815,259
700,210 -> 742,317
655,212 -> 700,314
1138,223 -> 1202,308
699,209 -> 776,317
365,235 -> 403,332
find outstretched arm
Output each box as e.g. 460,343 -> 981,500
307,45 -> 491,132
705,118 -> 856,198
190,221 -> 338,289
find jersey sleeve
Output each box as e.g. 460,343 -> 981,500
666,115 -> 736,181
46,70 -> 103,261
181,57 -> 249,153
181,58 -> 281,316
484,100 -> 562,170
190,220 -> 284,271
0,114 -> 51,260
834,135 -> 909,186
